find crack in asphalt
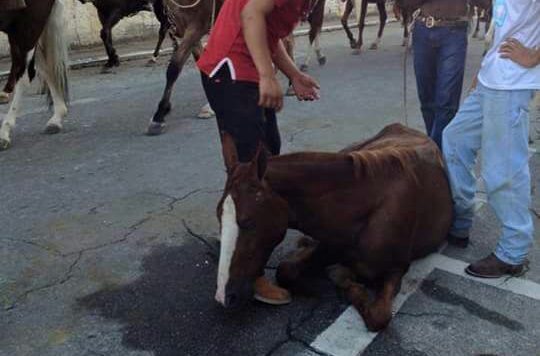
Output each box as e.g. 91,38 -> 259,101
265,301 -> 333,356
0,237 -> 63,257
5,251 -> 82,311
5,188 -> 207,311
182,219 -> 219,262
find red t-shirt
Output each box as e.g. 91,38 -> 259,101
197,0 -> 307,83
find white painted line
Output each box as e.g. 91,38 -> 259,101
310,253 -> 540,356
431,254 -> 540,301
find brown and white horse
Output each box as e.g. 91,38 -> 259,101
215,123 -> 452,331
77,0 -> 170,72
0,0 -> 69,150
147,0 -> 224,135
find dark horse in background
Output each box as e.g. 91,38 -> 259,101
215,123 -> 452,331
77,0 -> 170,72
147,0 -> 224,135
0,0 -> 69,150
341,0 -> 389,52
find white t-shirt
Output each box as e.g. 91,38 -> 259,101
478,0 -> 540,90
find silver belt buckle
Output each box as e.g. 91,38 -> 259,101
425,16 -> 435,28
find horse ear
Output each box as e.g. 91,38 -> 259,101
253,142 -> 268,180
221,132 -> 238,173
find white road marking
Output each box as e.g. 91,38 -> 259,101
310,253 -> 540,356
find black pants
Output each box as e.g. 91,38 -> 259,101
201,66 -> 281,163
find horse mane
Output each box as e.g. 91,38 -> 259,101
347,146 -> 421,183
343,124 -> 442,183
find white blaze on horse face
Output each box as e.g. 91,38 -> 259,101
215,195 -> 239,305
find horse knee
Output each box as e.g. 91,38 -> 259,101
362,303 -> 393,332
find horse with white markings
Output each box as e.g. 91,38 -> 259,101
0,0 -> 69,151
215,123 -> 452,331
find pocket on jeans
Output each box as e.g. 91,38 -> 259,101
511,108 -> 529,128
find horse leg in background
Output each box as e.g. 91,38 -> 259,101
369,0 -> 387,50
353,0 -> 369,54
0,64 -> 16,105
148,25 -> 205,135
472,7 -> 480,38
147,0 -> 169,66
341,0 -> 356,49
0,48 -> 30,151
98,8 -> 123,73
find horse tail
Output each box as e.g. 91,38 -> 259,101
36,0 -> 70,106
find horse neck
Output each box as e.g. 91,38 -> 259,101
265,152 -> 369,199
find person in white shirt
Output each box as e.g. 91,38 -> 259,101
442,0 -> 540,278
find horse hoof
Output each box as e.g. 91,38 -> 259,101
369,43 -> 379,50
197,104 -> 215,119
146,57 -> 158,67
318,56 -> 327,66
285,86 -> 296,97
0,138 -> 11,151
349,41 -> 357,49
351,48 -> 361,55
300,64 -> 308,72
44,124 -> 62,135
146,121 -> 166,136
0,92 -> 10,105
100,66 -> 115,74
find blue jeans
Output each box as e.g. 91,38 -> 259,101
413,22 -> 468,148
443,83 -> 535,265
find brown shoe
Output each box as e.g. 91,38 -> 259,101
254,276 -> 292,305
465,254 -> 525,279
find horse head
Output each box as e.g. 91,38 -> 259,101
215,133 -> 288,308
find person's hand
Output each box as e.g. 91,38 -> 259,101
259,75 -> 283,111
499,38 -> 540,68
291,72 -> 320,102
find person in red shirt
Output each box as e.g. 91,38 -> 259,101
198,0 -> 320,306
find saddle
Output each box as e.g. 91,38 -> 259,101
1,0 -> 26,11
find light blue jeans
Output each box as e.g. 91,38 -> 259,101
442,83 -> 535,265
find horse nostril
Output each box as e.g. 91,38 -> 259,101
225,293 -> 239,308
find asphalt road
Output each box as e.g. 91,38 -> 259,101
1,23 -> 539,356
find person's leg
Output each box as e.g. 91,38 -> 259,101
479,88 -> 534,268
201,68 -> 291,303
432,26 -> 468,148
442,87 -> 484,241
413,23 -> 438,136
264,109 -> 281,156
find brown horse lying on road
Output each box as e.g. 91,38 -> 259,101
215,123 -> 452,331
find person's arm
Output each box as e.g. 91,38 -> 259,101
273,40 -> 320,101
241,0 -> 283,110
499,38 -> 540,68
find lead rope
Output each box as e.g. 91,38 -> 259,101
168,0 -> 203,9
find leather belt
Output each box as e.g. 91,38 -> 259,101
417,15 -> 469,28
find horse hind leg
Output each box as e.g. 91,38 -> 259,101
369,1 -> 387,50
341,0 -> 356,49
147,2 -> 169,66
0,49 -> 32,151
148,26 -> 204,135
314,33 -> 326,66
98,9 -> 122,72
